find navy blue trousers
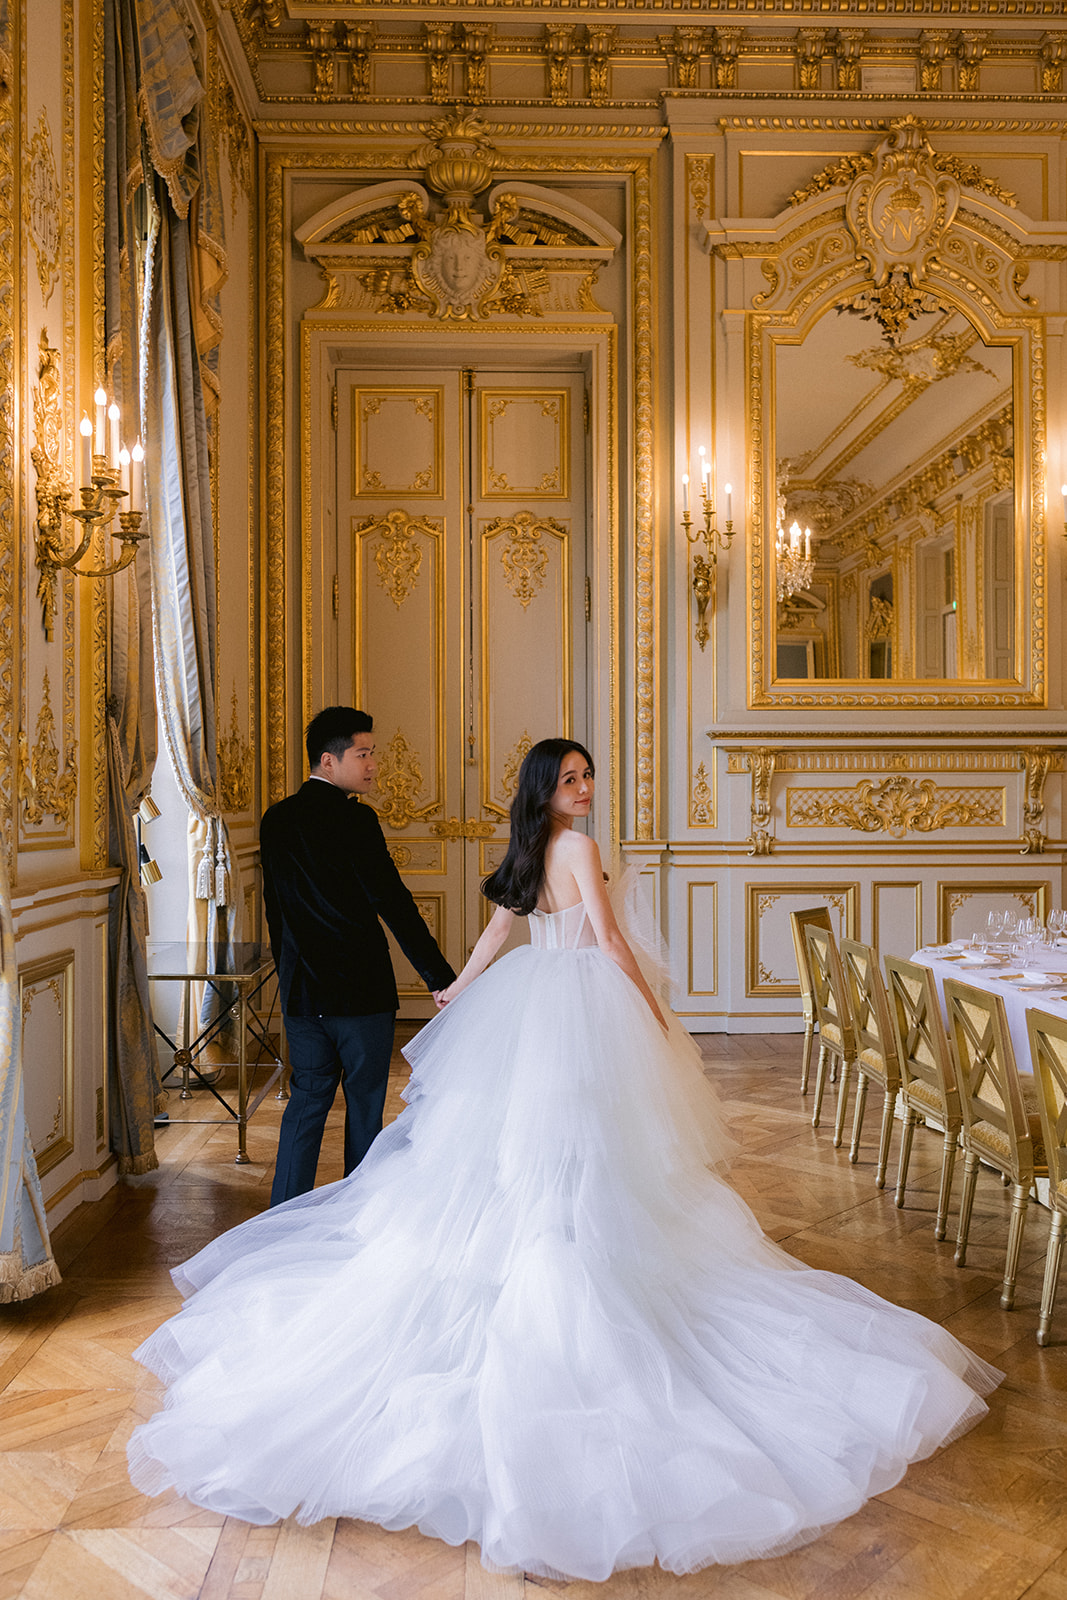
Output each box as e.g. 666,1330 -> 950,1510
270,1012 -> 395,1206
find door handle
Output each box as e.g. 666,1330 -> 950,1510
430,817 -> 497,840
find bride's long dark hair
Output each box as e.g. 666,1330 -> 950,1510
482,738 -> 595,915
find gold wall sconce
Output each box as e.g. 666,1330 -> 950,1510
32,354 -> 147,640
681,447 -> 735,650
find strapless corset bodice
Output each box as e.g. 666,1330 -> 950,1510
529,902 -> 598,950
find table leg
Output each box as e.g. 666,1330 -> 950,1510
180,979 -> 193,1099
235,983 -> 250,1164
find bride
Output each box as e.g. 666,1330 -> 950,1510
128,737 -> 999,1581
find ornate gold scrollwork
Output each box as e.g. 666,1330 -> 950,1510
374,730 -> 439,830
430,818 -> 496,840
26,107 -> 61,305
690,761 -> 713,826
500,733 -> 533,801
787,776 -> 1002,839
489,511 -> 566,608
217,687 -> 253,814
19,671 -> 78,827
30,329 -> 65,640
1020,747 -> 1053,855
357,509 -> 439,608
747,750 -> 777,856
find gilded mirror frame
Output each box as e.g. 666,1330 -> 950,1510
741,121 -> 1047,711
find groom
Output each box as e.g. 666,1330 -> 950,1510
260,706 -> 456,1205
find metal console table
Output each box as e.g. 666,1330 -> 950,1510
147,941 -> 285,1164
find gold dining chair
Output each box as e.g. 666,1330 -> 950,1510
1024,1006 -> 1067,1346
943,977 -> 1047,1311
883,955 -> 962,1241
804,923 -> 857,1146
839,937 -> 901,1187
789,906 -> 834,1096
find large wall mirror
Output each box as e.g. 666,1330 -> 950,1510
736,119 -> 1046,709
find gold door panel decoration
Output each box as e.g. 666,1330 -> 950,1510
481,512 -> 572,822
354,387 -> 442,497
481,388 -> 569,499
431,818 -> 496,840
19,951 -> 75,1178
357,508 -> 442,609
745,884 -> 859,998
19,671 -> 78,829
937,881 -> 1049,944
372,730 -> 440,831
387,840 -> 446,874
690,762 -> 713,827
498,732 -> 533,811
785,777 -> 1005,837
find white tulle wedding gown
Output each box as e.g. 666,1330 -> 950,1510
128,897 -> 999,1581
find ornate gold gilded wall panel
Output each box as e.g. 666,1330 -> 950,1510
745,882 -> 858,999
18,949 -> 75,1178
937,880 -> 1050,943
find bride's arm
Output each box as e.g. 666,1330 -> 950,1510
568,836 -> 668,1029
437,903 -> 517,1004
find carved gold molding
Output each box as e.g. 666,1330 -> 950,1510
489,511 -> 566,608
18,949 -> 75,1176
937,879 -> 1048,942
500,731 -> 533,802
373,729 -> 440,831
356,509 -> 439,608
745,882 -> 858,995
1020,745 -> 1052,855
18,672 -> 78,828
744,750 -> 776,856
690,760 -> 713,826
786,775 -> 1004,837
30,327 -> 65,640
0,0 -> 13,871
725,748 -> 1060,775
217,688 -> 253,815
26,105 -> 61,304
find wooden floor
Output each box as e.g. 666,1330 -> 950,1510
2,1029 -> 1066,1600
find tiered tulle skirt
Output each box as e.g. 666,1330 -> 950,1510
128,943 -> 999,1581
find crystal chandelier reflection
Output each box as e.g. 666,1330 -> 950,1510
775,507 -> 814,603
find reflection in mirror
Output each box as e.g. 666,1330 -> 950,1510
773,300 -> 1014,683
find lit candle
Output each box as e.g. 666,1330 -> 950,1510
79,414 -> 93,483
93,387 -> 107,455
119,445 -> 131,500
131,439 -> 144,512
682,473 -> 690,515
108,402 -> 120,466
698,446 -> 709,485
724,481 -> 733,522
804,526 -> 811,559
1062,483 -> 1067,525
790,519 -> 801,553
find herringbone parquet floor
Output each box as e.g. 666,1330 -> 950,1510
2,1030 -> 1065,1600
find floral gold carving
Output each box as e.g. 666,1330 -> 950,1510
787,777 -> 1002,838
797,29 -> 827,89
835,29 -> 866,90
30,329 -> 67,641
21,976 -> 62,1025
431,817 -> 495,840
388,844 -> 413,869
461,24 -> 492,104
747,750 -> 776,856
490,512 -> 565,608
865,595 -> 894,641
373,730 -> 439,831
26,107 -> 61,304
691,761 -> 713,826
546,23 -> 575,104
586,26 -> 615,104
358,510 -> 439,608
1020,747 -> 1052,855
217,688 -> 253,814
500,732 -> 533,801
19,672 -> 78,828
919,29 -> 950,91
712,27 -> 741,89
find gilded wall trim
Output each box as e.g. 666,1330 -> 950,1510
18,948 -> 75,1177
785,777 -> 1005,836
0,0 -> 17,873
88,0 -> 107,869
724,749 -> 1058,774
632,155 -> 655,840
937,879 -> 1049,942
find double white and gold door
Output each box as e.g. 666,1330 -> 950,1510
334,363 -> 589,1010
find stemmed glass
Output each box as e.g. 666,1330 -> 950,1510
986,910 -> 1004,949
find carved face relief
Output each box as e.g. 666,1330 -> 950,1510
418,222 -> 498,315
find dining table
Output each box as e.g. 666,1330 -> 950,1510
910,940 -> 1067,1076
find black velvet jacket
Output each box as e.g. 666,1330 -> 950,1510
260,779 -> 456,1016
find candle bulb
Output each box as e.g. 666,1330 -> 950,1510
108,402 -> 120,467
804,526 -> 811,559
79,414 -> 93,484
93,387 -> 107,456
724,481 -> 733,522
1062,484 -> 1067,524
119,445 -> 131,500
131,439 -> 144,512
698,446 -> 709,484
682,473 -> 690,515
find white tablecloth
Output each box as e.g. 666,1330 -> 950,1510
910,944 -> 1067,1076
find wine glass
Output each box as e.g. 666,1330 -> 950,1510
986,910 -> 1003,948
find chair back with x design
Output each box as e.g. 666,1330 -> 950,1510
883,955 -> 961,1238
804,924 -> 857,1144
943,976 -> 1046,1308
789,906 -> 833,1096
1024,1006 -> 1067,1344
839,938 -> 901,1181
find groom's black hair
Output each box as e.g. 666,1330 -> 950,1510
306,706 -> 373,769
482,738 -> 595,916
